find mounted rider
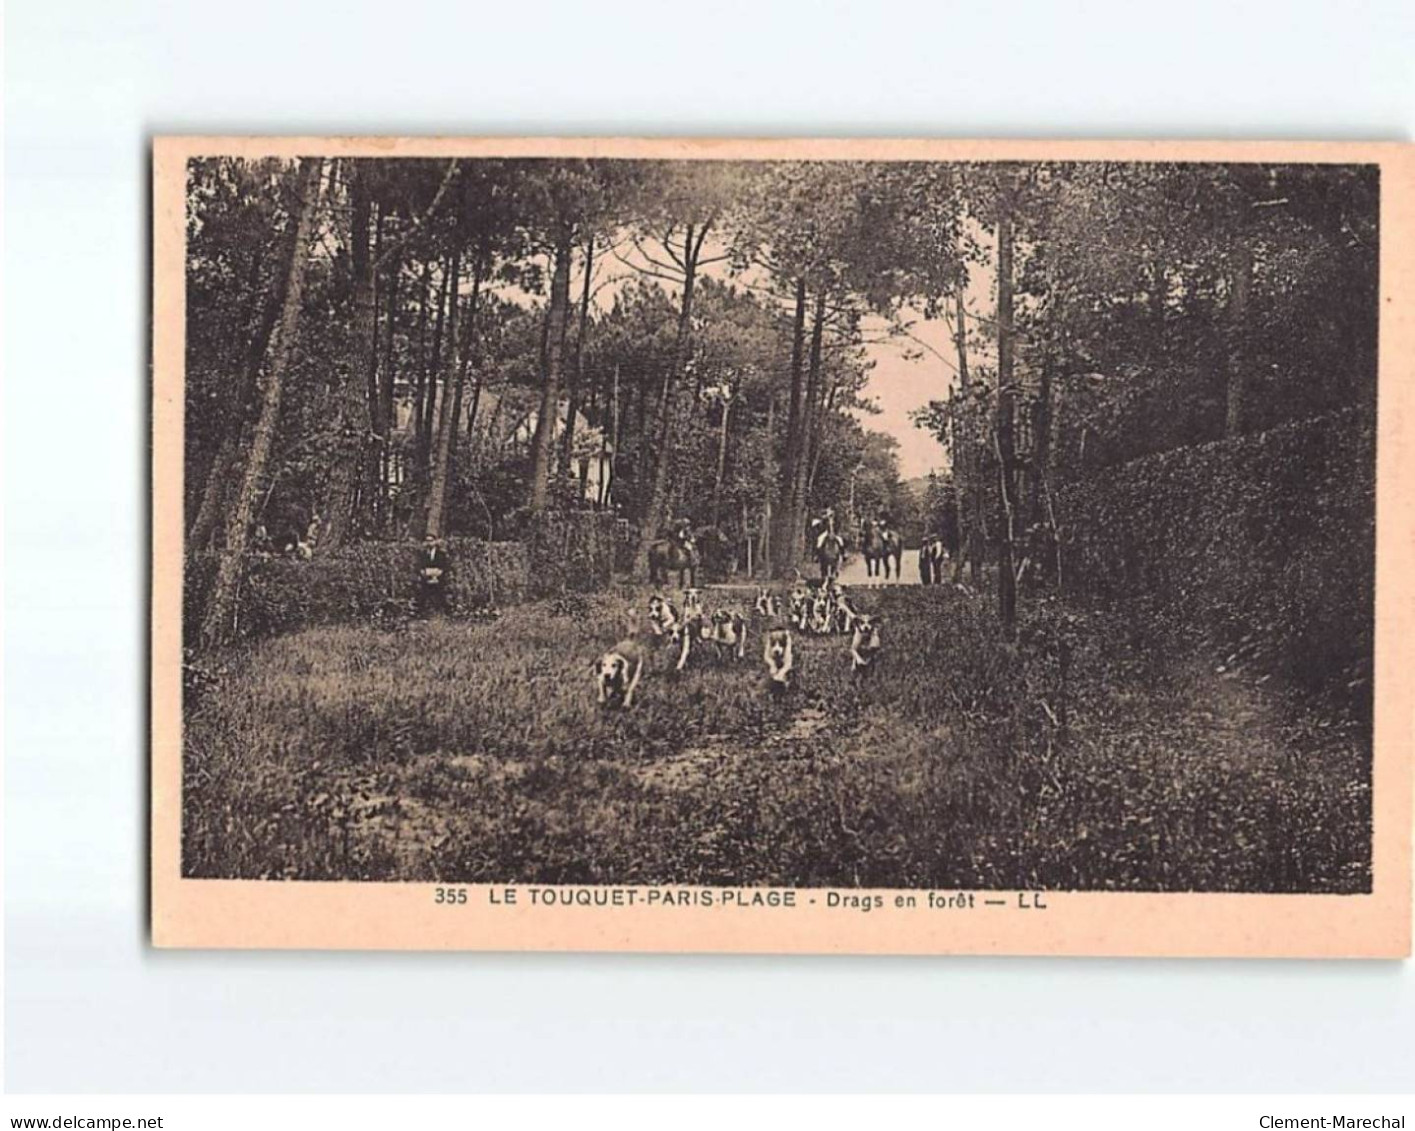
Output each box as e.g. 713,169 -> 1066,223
808,506 -> 838,552
669,516 -> 697,554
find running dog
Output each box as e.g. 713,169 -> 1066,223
681,587 -> 707,623
668,587 -> 712,672
850,614 -> 884,677
647,594 -> 681,639
763,626 -> 795,696
710,609 -> 749,662
788,578 -> 813,631
593,638 -> 646,709
830,583 -> 858,634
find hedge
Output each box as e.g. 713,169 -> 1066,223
185,512 -> 626,646
1055,409 -> 1375,699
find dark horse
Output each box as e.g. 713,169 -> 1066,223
860,520 -> 903,579
647,532 -> 700,588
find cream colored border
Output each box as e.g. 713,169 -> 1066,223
152,137 -> 1414,956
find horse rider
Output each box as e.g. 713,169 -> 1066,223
670,517 -> 697,554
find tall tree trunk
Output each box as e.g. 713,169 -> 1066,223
601,362 -> 621,508
806,379 -> 836,495
793,290 -> 827,522
947,395 -> 971,584
189,212 -> 304,550
634,224 -> 707,572
188,434 -> 241,551
632,373 -> 648,506
762,389 -> 776,572
772,276 -> 809,576
364,208 -> 386,528
421,261 -> 451,466
319,164 -> 378,552
711,393 -> 731,525
950,283 -> 982,585
1224,239 -> 1253,437
557,238 -> 596,486
376,256 -> 399,529
427,250 -> 482,537
464,245 -> 493,448
199,158 -> 321,648
411,260 -> 432,481
995,186 -> 1019,638
529,228 -> 575,515
1027,335 -> 1057,585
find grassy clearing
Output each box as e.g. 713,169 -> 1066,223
182,583 -> 1371,892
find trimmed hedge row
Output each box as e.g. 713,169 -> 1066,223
1055,410 -> 1375,697
186,512 -> 628,646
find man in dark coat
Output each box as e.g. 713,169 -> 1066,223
416,532 -> 452,616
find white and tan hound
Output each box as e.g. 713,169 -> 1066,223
710,609 -> 749,662
753,587 -> 781,619
593,638 -> 646,709
763,625 -> 795,695
850,614 -> 884,677
647,594 -> 681,640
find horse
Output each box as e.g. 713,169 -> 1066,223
647,534 -> 699,588
860,520 -> 903,579
814,530 -> 846,583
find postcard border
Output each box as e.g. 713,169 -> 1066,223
152,136 -> 1414,956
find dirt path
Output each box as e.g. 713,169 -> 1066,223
837,548 -> 920,586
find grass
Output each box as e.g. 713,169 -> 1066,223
182,583 -> 1372,892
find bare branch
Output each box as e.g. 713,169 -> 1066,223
661,228 -> 686,269
628,234 -> 686,278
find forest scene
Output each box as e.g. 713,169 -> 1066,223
179,155 -> 1376,892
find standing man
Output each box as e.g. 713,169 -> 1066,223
416,532 -> 452,617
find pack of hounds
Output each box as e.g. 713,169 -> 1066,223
593,577 -> 884,711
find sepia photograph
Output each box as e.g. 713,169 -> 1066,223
151,138 -> 1412,955
14,0 -> 1415,1107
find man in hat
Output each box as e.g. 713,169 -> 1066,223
416,532 -> 452,617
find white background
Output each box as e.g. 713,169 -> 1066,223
5,0 -> 1414,1094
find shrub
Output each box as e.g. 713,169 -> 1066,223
184,510 -> 630,645
185,538 -> 532,644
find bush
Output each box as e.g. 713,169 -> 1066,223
1056,409 -> 1374,708
185,538 -> 531,645
185,510 -> 629,645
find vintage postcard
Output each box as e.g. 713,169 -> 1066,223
152,137 -> 1413,956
